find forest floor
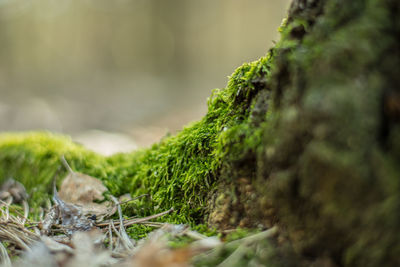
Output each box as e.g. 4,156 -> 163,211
0,156 -> 277,267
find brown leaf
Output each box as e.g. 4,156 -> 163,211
41,183 -> 95,236
59,156 -> 107,204
53,184 -> 95,235
121,225 -> 195,267
125,243 -> 193,267
0,178 -> 28,204
58,156 -> 114,219
65,229 -> 113,267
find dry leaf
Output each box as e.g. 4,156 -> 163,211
0,178 -> 28,204
17,230 -> 116,267
40,236 -> 74,254
14,242 -> 57,267
125,242 -> 193,267
41,183 -> 95,236
59,156 -> 108,204
58,156 -> 116,220
121,225 -> 195,267
64,230 -> 115,267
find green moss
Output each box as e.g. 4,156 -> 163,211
0,132 -> 107,210
257,0 -> 400,265
1,0 -> 399,265
0,54 -> 274,227
223,228 -> 261,243
125,224 -> 155,240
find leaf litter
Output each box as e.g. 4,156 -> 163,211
58,156 -> 114,219
0,156 -> 227,267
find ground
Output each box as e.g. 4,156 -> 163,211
0,0 -> 400,266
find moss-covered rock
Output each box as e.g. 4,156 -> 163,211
1,0 -> 399,265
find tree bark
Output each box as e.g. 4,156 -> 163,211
0,0 -> 399,266
210,0 -> 400,265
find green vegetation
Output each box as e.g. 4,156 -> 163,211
1,0 -> 400,265
0,55 -> 273,226
254,0 -> 400,265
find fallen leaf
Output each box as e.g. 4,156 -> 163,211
14,241 -> 57,267
40,236 -> 74,254
59,156 -> 107,204
65,229 -> 115,267
0,178 -> 28,204
58,156 -> 114,219
41,183 -> 95,236
125,241 -> 193,267
121,224 -> 196,267
17,230 -> 116,267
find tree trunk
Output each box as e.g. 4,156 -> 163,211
0,0 -> 399,266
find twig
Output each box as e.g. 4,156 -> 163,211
96,208 -> 174,228
110,220 -> 124,248
22,200 -> 29,225
138,222 -> 166,228
108,224 -> 113,252
123,208 -> 174,227
110,196 -> 134,250
194,226 -> 278,262
60,155 -> 74,174
0,226 -> 30,251
118,194 -> 148,205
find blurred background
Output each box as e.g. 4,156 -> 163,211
0,0 -> 290,154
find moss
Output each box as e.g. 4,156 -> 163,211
0,55 -> 273,227
1,0 -> 400,265
0,132 -> 107,210
256,0 -> 400,265
125,225 -> 155,240
223,228 -> 261,242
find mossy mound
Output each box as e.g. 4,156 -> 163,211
1,0 -> 400,265
0,55 -> 272,226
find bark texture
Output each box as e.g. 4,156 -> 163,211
211,0 -> 400,265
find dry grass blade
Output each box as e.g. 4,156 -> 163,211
139,222 -> 167,228
215,228 -> 278,267
60,155 -> 74,174
0,204 -> 39,253
108,224 -> 113,252
0,225 -> 30,251
226,226 -> 278,247
22,201 -> 29,225
118,194 -> 148,205
110,196 -> 134,250
216,242 -> 249,267
123,208 -> 174,228
0,175 -> 216,267
110,220 -> 124,250
96,208 -> 174,229
0,242 -> 11,267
